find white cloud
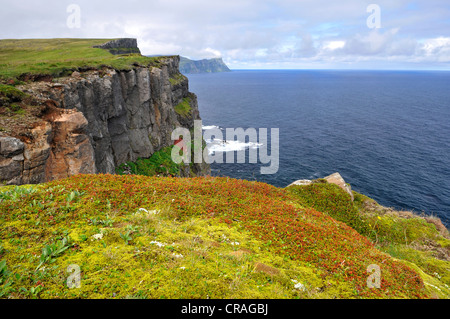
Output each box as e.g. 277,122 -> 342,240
0,0 -> 449,69
421,37 -> 450,55
323,40 -> 346,51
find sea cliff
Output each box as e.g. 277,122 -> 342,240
0,39 -> 209,185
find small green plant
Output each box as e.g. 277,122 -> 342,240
102,216 -> 114,227
89,216 -> 114,227
0,260 -> 13,297
0,260 -> 9,282
120,225 -> 140,245
36,237 -> 72,271
19,285 -> 43,298
66,190 -> 84,203
119,231 -> 133,245
0,185 -> 37,202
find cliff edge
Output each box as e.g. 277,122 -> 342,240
0,39 -> 210,185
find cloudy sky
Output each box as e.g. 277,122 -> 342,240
1,0 -> 450,69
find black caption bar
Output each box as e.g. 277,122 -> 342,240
1,299 -> 444,318
181,301 -> 269,316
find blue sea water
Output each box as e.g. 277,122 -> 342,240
186,70 -> 450,227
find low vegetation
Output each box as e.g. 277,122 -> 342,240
0,83 -> 45,135
115,146 -> 183,177
174,97 -> 192,117
1,174 -> 448,299
287,182 -> 450,298
169,73 -> 187,86
0,39 -> 164,81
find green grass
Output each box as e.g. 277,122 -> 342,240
174,97 -> 192,117
0,84 -> 26,102
0,84 -> 27,112
0,38 -> 164,80
116,146 -> 183,177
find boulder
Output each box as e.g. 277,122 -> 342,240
0,136 -> 24,157
287,179 -> 312,187
324,172 -> 354,201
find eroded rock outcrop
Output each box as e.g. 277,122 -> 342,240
45,110 -> 96,181
0,136 -> 25,184
0,54 -> 209,185
93,38 -> 141,55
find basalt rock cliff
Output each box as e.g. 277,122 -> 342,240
0,40 -> 209,185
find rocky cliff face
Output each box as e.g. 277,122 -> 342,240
0,55 -> 209,185
93,38 -> 141,55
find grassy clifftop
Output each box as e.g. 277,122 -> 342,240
0,38 -> 163,81
0,174 -> 448,299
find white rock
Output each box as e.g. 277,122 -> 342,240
287,179 -> 312,187
92,233 -> 103,240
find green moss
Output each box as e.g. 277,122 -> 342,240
365,214 -> 441,246
0,85 -> 26,108
0,85 -> 25,101
437,238 -> 450,248
392,256 -> 450,299
353,191 -> 377,210
381,244 -> 450,286
169,73 -> 187,86
116,146 -> 182,177
174,97 -> 192,117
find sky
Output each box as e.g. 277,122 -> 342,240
1,0 -> 450,70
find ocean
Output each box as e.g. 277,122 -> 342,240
186,70 -> 450,227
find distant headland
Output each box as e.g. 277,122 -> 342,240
179,56 -> 231,74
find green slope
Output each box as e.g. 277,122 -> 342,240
1,174 -> 448,299
0,38 -> 163,80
